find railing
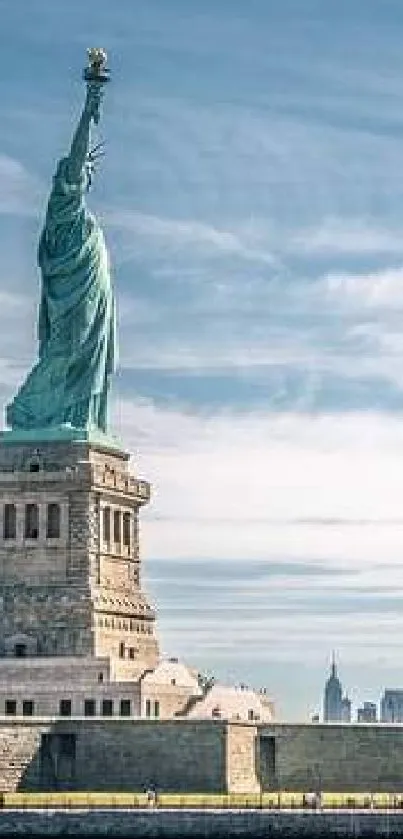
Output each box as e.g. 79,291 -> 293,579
3,791 -> 403,809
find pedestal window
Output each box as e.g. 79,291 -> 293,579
113,510 -> 121,545
123,512 -> 131,547
47,503 -> 61,538
25,503 -> 39,539
103,506 -> 111,542
3,504 -> 16,540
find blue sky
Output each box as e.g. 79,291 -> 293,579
2,0 -> 403,719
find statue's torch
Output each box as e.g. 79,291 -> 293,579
83,48 -> 110,125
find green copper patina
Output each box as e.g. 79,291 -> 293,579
5,50 -> 117,445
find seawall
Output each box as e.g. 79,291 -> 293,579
0,808 -> 402,837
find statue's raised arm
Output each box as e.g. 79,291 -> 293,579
6,50 -> 117,438
51,48 -> 109,197
65,82 -> 103,184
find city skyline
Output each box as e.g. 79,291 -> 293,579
320,654 -> 376,723
319,654 -> 403,724
2,1 -> 403,719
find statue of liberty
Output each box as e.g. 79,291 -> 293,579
6,49 -> 117,438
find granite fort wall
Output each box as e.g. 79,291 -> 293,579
260,724 -> 403,791
4,720 -> 403,795
0,719 -> 228,793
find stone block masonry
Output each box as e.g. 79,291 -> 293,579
0,438 -> 159,673
0,719 -> 229,793
226,721 -> 260,793
260,723 -> 403,791
2,720 -> 403,796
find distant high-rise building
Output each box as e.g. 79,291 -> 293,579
323,653 -> 350,722
323,654 -> 342,721
381,690 -> 403,722
357,702 -> 377,723
341,695 -> 352,723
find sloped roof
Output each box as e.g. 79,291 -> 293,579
141,659 -> 202,691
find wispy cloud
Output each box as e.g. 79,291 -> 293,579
107,211 -> 276,265
324,266 -> 403,309
116,399 -> 403,560
0,155 -> 42,217
292,218 -> 403,256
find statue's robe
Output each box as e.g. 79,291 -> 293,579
7,158 -> 117,432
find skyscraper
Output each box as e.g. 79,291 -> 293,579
381,690 -> 403,722
341,695 -> 352,723
323,654 -> 350,722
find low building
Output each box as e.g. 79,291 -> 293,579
0,655 -> 140,718
357,702 -> 377,723
139,658 -> 202,718
185,683 -> 275,722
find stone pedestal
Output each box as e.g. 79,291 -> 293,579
0,433 -> 159,678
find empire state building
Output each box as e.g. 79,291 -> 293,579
323,654 -> 351,722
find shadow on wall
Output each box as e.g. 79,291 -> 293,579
17,727 -> 77,792
38,731 -> 76,790
16,720 -> 230,793
257,735 -> 276,792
